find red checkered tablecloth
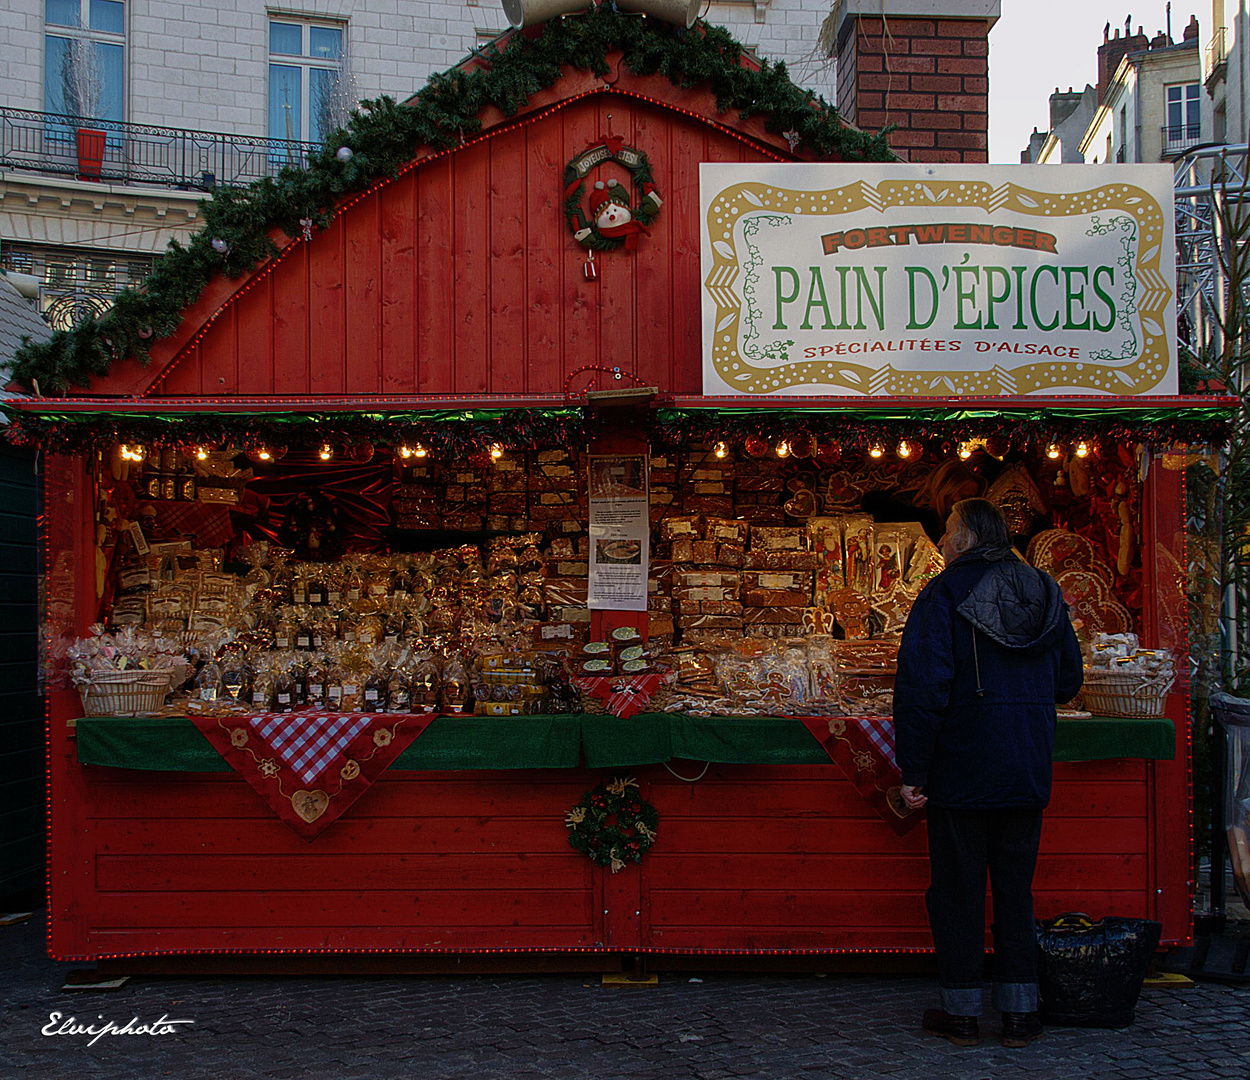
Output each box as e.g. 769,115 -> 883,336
192,710 -> 435,840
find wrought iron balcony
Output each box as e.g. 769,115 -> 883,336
1205,27 -> 1228,83
1161,123 -> 1203,157
0,108 -> 320,190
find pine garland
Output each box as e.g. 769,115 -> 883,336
647,407 -> 1232,453
0,407 -> 589,457
10,7 -> 890,396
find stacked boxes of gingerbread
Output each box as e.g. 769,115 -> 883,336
441,461 -> 488,532
658,513 -> 749,646
742,526 -> 816,638
729,453 -> 787,526
528,449 -> 584,543
392,458 -> 440,530
485,452 -> 528,533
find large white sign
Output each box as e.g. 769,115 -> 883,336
700,164 -> 1177,397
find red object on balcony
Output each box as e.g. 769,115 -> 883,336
75,127 -> 106,179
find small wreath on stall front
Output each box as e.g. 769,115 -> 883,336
565,777 -> 659,873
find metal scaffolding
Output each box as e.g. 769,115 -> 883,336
1174,143 -> 1250,353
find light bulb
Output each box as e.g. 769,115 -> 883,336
869,443 -> 884,459
958,442 -> 973,460
1074,440 -> 1091,459
1046,442 -> 1063,460
399,445 -> 414,460
490,443 -> 504,461
196,446 -> 209,461
258,447 -> 272,462
776,440 -> 791,459
413,443 -> 428,458
319,444 -> 333,461
713,441 -> 728,459
896,440 -> 913,459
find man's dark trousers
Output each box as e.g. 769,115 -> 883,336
924,807 -> 1044,1016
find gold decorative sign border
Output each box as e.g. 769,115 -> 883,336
703,179 -> 1173,396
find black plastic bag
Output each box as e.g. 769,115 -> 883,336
1035,912 -> 1163,1028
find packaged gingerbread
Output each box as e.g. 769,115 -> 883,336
842,516 -> 875,595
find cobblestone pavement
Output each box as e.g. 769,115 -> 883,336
3,913 -> 1248,1080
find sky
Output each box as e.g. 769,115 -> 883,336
989,1 -> 1201,162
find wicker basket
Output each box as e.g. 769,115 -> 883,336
79,669 -> 174,717
1082,671 -> 1175,719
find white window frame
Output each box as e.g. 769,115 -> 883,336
44,0 -> 126,124
1164,82 -> 1201,139
267,15 -> 347,146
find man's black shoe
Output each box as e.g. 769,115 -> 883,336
922,1008 -> 980,1046
1001,1011 -> 1043,1048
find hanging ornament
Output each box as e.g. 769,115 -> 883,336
210,237 -> 230,255
584,248 -> 597,281
985,435 -> 1010,460
137,326 -> 153,340
783,129 -> 801,152
346,442 -> 374,464
744,434 -> 769,459
788,432 -> 815,459
815,440 -> 841,467
299,217 -> 314,241
336,146 -> 354,162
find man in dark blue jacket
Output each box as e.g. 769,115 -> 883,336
895,498 -> 1083,1049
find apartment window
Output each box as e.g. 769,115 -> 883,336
44,0 -> 125,124
268,18 -> 345,147
1165,83 -> 1200,140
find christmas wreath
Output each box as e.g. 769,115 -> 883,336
563,137 -> 662,253
565,776 -> 659,872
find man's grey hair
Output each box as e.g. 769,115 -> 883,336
950,497 -> 1011,550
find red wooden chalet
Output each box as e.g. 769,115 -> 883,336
11,13 -> 1213,971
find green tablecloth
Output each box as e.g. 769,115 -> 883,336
75,713 -> 1175,772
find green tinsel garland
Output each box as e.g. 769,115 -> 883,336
0,408 -> 589,457
10,8 -> 891,397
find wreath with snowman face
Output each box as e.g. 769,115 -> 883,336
562,135 -> 662,255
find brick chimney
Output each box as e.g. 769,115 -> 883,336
1097,22 -> 1150,103
834,0 -> 1000,163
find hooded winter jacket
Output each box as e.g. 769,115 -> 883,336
893,546 -> 1084,810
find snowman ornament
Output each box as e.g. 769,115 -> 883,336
563,135 -> 663,273
586,178 -> 651,251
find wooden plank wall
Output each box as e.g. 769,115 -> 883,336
150,98 -> 751,399
49,705 -> 1169,960
641,762 -> 1157,952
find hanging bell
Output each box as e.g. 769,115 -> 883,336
584,249 -> 598,281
